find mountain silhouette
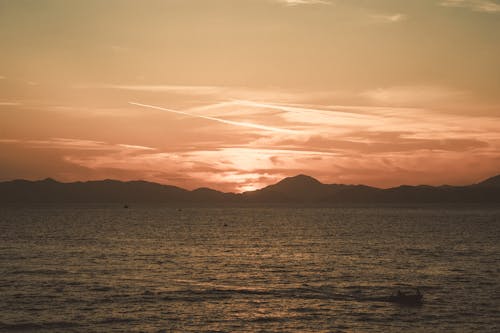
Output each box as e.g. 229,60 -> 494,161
243,175 -> 379,203
476,174 -> 500,187
243,175 -> 327,202
273,174 -> 323,190
1,174 -> 500,204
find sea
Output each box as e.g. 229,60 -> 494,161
0,206 -> 499,332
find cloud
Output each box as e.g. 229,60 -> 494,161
104,84 -> 222,95
370,13 -> 407,23
440,0 -> 500,13
58,142 -> 500,191
275,0 -> 331,6
61,147 -> 340,192
360,86 -> 467,107
129,102 -> 298,133
11,138 -> 156,152
4,93 -> 500,191
2,83 -> 500,192
95,84 -> 341,105
26,138 -> 111,150
117,144 -> 156,151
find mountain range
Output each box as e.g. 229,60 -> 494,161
1,174 -> 500,205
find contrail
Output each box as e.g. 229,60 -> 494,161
129,102 -> 296,133
231,100 -> 336,116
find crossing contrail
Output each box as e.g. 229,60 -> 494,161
129,102 -> 297,133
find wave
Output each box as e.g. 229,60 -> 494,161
7,269 -> 70,276
154,284 -> 360,303
0,321 -> 80,331
97,317 -> 138,324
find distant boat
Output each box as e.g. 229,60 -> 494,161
387,290 -> 423,306
124,204 -> 129,209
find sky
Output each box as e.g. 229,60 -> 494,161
1,0 -> 500,192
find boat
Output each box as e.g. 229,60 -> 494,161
387,290 -> 423,306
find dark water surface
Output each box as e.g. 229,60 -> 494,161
1,206 -> 499,332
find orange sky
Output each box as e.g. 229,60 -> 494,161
1,0 -> 500,192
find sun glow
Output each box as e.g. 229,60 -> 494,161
1,0 -> 500,191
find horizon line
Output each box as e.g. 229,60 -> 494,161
1,172 -> 498,194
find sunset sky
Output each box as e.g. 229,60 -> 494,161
1,0 -> 500,192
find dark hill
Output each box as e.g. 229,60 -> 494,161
1,174 -> 499,204
243,175 -> 327,202
273,174 -> 323,190
476,174 -> 500,187
242,175 -> 381,203
0,178 -> 190,203
191,187 -> 237,202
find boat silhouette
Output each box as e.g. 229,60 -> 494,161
387,289 -> 423,306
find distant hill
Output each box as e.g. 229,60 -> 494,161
0,178 -> 191,203
476,174 -> 500,187
1,174 -> 500,205
242,175 -> 380,203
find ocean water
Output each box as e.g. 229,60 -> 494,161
0,206 -> 499,332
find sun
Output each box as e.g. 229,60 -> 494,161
237,183 -> 261,192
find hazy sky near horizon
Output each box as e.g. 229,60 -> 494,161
1,0 -> 500,192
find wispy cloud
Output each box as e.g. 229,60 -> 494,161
440,0 -> 500,13
105,84 -> 222,95
26,138 -> 111,150
13,138 -> 156,152
4,95 -> 500,191
95,84 -> 333,104
370,13 -> 407,23
3,83 -> 500,191
129,102 -> 298,134
275,0 -> 331,6
117,144 -> 156,151
361,86 -> 467,107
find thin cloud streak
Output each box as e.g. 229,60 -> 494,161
129,102 -> 298,134
106,84 -> 222,95
440,0 -> 500,13
117,144 -> 156,151
5,138 -> 157,152
275,0 -> 331,6
370,13 -> 407,23
232,99 -> 375,118
228,100 -> 385,129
